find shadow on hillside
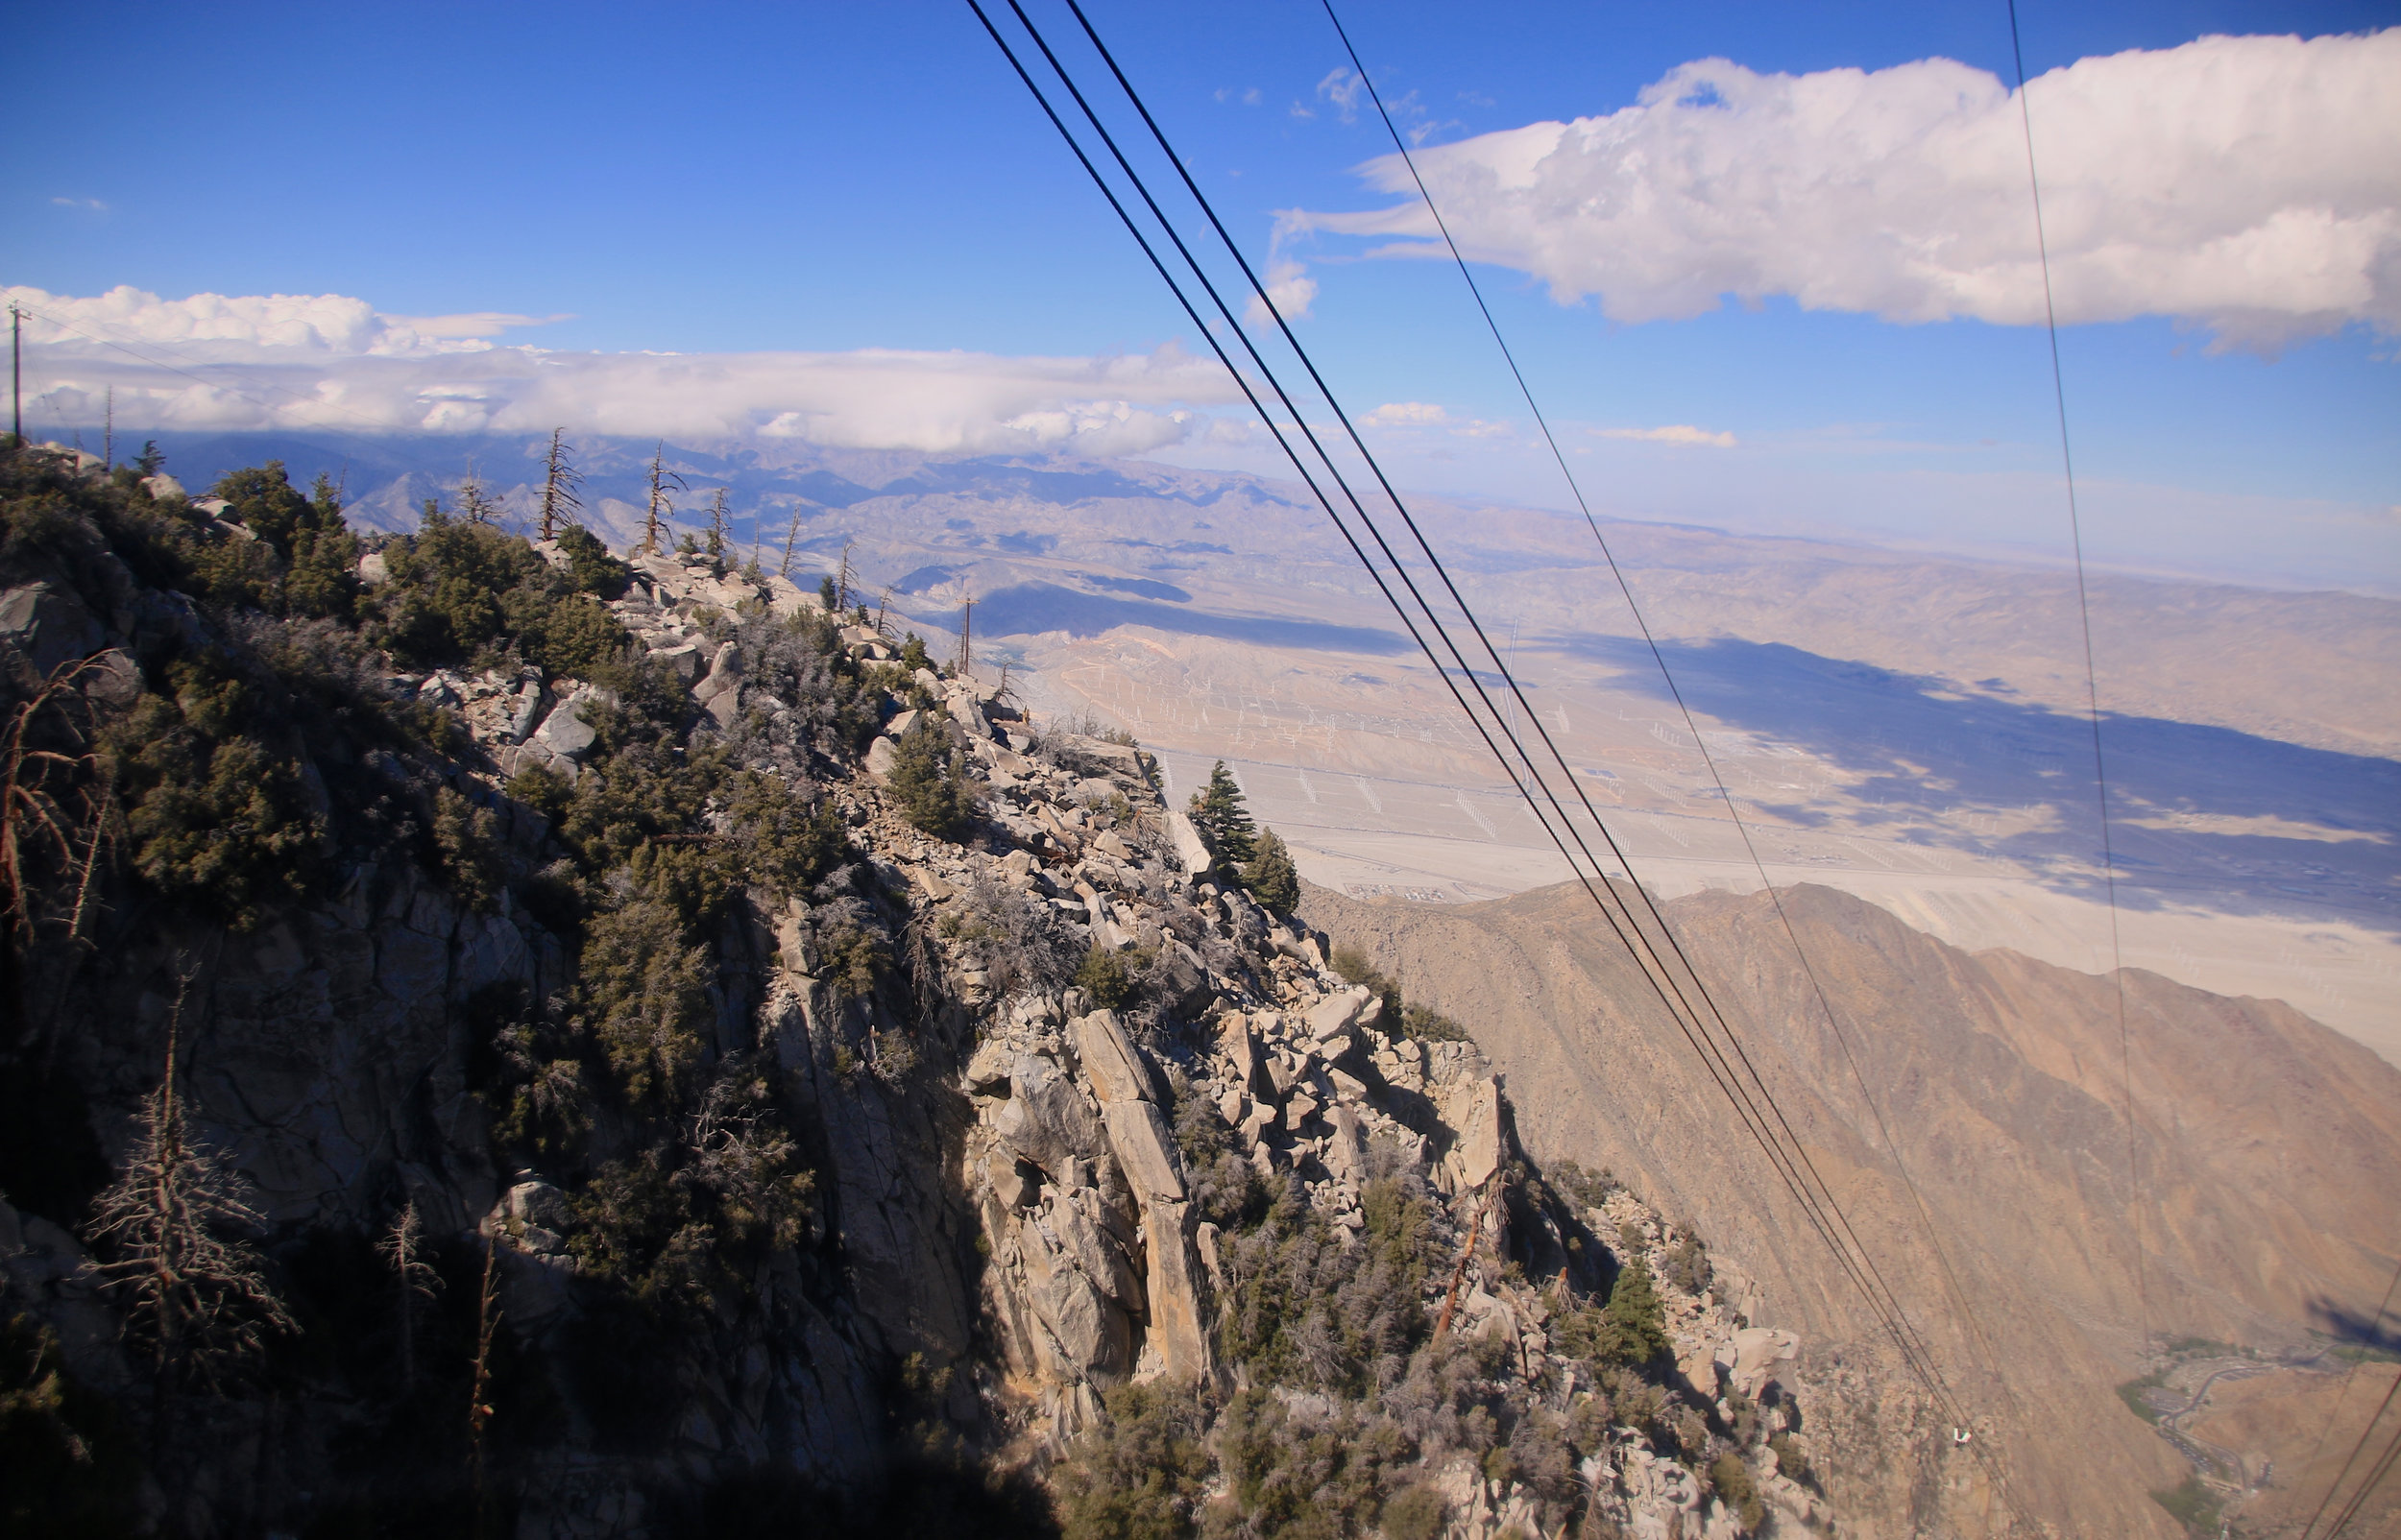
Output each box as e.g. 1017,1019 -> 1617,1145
1562,634 -> 2401,929
2310,1290 -> 2401,1355
913,581 -> 1410,656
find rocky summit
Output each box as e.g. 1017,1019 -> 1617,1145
0,444 -> 1826,1539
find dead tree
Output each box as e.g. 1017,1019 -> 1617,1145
376,1199 -> 441,1391
705,487 -> 732,563
536,428 -> 583,541
468,1236 -> 501,1517
456,464 -> 502,526
780,502 -> 809,579
641,443 -> 686,555
85,975 -> 295,1396
3,655 -> 114,943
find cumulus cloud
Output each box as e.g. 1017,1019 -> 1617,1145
1,284 -> 1241,456
1289,30 -> 2401,348
5,283 -> 562,357
50,197 -> 108,212
1595,424 -> 1738,448
1364,400 -> 1449,426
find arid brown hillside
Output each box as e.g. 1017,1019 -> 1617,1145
1299,878 -> 2401,1539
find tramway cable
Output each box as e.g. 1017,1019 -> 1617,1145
2004,0 -> 2152,1359
1043,0 -> 1994,1451
2314,1384 -> 2401,1540
978,0 -> 1995,1463
959,8 -> 1865,1313
1317,0 -> 2027,1449
2296,1251 -> 2401,1540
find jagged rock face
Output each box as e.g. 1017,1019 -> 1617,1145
2,472 -> 1828,1540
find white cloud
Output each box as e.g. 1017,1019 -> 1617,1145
3,283 -> 561,357
1364,400 -> 1448,426
1290,30 -> 2401,348
1243,260 -> 1318,326
1,284 -> 1242,456
1317,67 -> 1363,124
50,197 -> 107,212
1595,424 -> 1738,448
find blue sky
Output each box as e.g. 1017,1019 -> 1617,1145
7,1 -> 2397,588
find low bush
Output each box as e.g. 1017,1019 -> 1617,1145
886,714 -> 977,838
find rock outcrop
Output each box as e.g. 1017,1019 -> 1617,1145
0,445 -> 1831,1539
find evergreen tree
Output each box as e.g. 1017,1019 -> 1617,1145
887,716 -> 975,840
210,460 -> 360,620
1242,828 -> 1298,915
1602,1254 -> 1671,1366
1187,760 -> 1256,871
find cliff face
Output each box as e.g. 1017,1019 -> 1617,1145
1,445 -> 1835,1540
1298,878 -> 2401,1540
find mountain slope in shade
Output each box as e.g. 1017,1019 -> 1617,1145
1298,878 -> 2401,1540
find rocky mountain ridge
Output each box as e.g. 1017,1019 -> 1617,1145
1,444 -> 1831,1539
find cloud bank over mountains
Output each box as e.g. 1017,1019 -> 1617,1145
1291,30 -> 2401,349
2,284 -> 1239,455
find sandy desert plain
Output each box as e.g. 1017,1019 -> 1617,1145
754,453 -> 2400,1068
167,430 -> 2391,1066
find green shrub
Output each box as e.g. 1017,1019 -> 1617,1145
1710,1453 -> 1765,1532
553,524 -> 631,599
818,923 -> 885,1005
1077,944 -> 1137,1011
1052,1380 -> 1215,1540
885,715 -> 976,838
106,661 -> 327,930
368,504 -> 631,678
1379,1485 -> 1446,1540
1662,1234 -> 1711,1296
210,462 -> 361,620
726,772 -> 850,900
1554,1255 -> 1671,1371
432,787 -> 506,912
577,897 -> 712,1106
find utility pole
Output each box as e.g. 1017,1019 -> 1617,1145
103,385 -> 113,469
10,304 -> 21,444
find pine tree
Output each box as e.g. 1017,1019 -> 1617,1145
1602,1254 -> 1671,1366
1242,827 -> 1298,915
1187,760 -> 1256,871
